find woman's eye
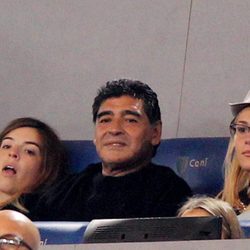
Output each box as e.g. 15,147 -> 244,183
238,126 -> 247,133
1,144 -> 11,149
25,149 -> 36,156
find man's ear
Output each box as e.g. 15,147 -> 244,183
93,138 -> 96,145
151,120 -> 162,146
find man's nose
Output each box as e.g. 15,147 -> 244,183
108,119 -> 124,135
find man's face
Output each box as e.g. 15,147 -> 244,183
94,95 -> 161,174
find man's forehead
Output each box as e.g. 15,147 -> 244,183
99,96 -> 144,111
0,220 -> 25,237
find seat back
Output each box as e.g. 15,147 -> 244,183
152,137 -> 229,195
63,137 -> 229,195
35,221 -> 89,245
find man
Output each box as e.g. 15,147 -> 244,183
33,79 -> 192,221
0,210 -> 40,250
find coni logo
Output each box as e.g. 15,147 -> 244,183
176,156 -> 209,176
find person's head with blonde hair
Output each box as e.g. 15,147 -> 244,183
0,210 -> 40,250
220,90 -> 250,214
178,196 -> 243,239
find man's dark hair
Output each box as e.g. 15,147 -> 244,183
92,79 -> 161,124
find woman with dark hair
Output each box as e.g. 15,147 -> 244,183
0,117 -> 67,217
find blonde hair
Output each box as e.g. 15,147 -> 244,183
178,196 -> 243,239
219,120 -> 250,213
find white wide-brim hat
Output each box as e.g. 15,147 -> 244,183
229,90 -> 250,117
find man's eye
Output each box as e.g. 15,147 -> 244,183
99,118 -> 111,123
126,118 -> 138,123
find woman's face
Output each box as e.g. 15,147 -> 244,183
0,127 -> 43,196
234,107 -> 250,171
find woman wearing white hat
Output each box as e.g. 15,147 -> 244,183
220,90 -> 250,214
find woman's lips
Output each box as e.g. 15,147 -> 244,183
2,165 -> 17,175
242,151 -> 250,157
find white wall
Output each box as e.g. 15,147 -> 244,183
0,0 -> 249,140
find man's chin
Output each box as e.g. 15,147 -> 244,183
102,159 -> 130,169
102,162 -> 142,177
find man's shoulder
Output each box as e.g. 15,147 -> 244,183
76,162 -> 102,177
139,163 -> 182,184
147,163 -> 191,189
148,163 -> 177,175
51,163 -> 102,190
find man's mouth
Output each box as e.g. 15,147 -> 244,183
104,141 -> 126,147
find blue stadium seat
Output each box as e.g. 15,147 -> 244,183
239,220 -> 250,238
152,137 -> 229,195
63,140 -> 100,173
35,221 -> 89,244
63,137 -> 229,195
38,138 -> 250,244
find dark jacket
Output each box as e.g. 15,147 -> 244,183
28,162 -> 192,221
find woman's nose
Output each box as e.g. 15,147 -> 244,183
8,148 -> 19,160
